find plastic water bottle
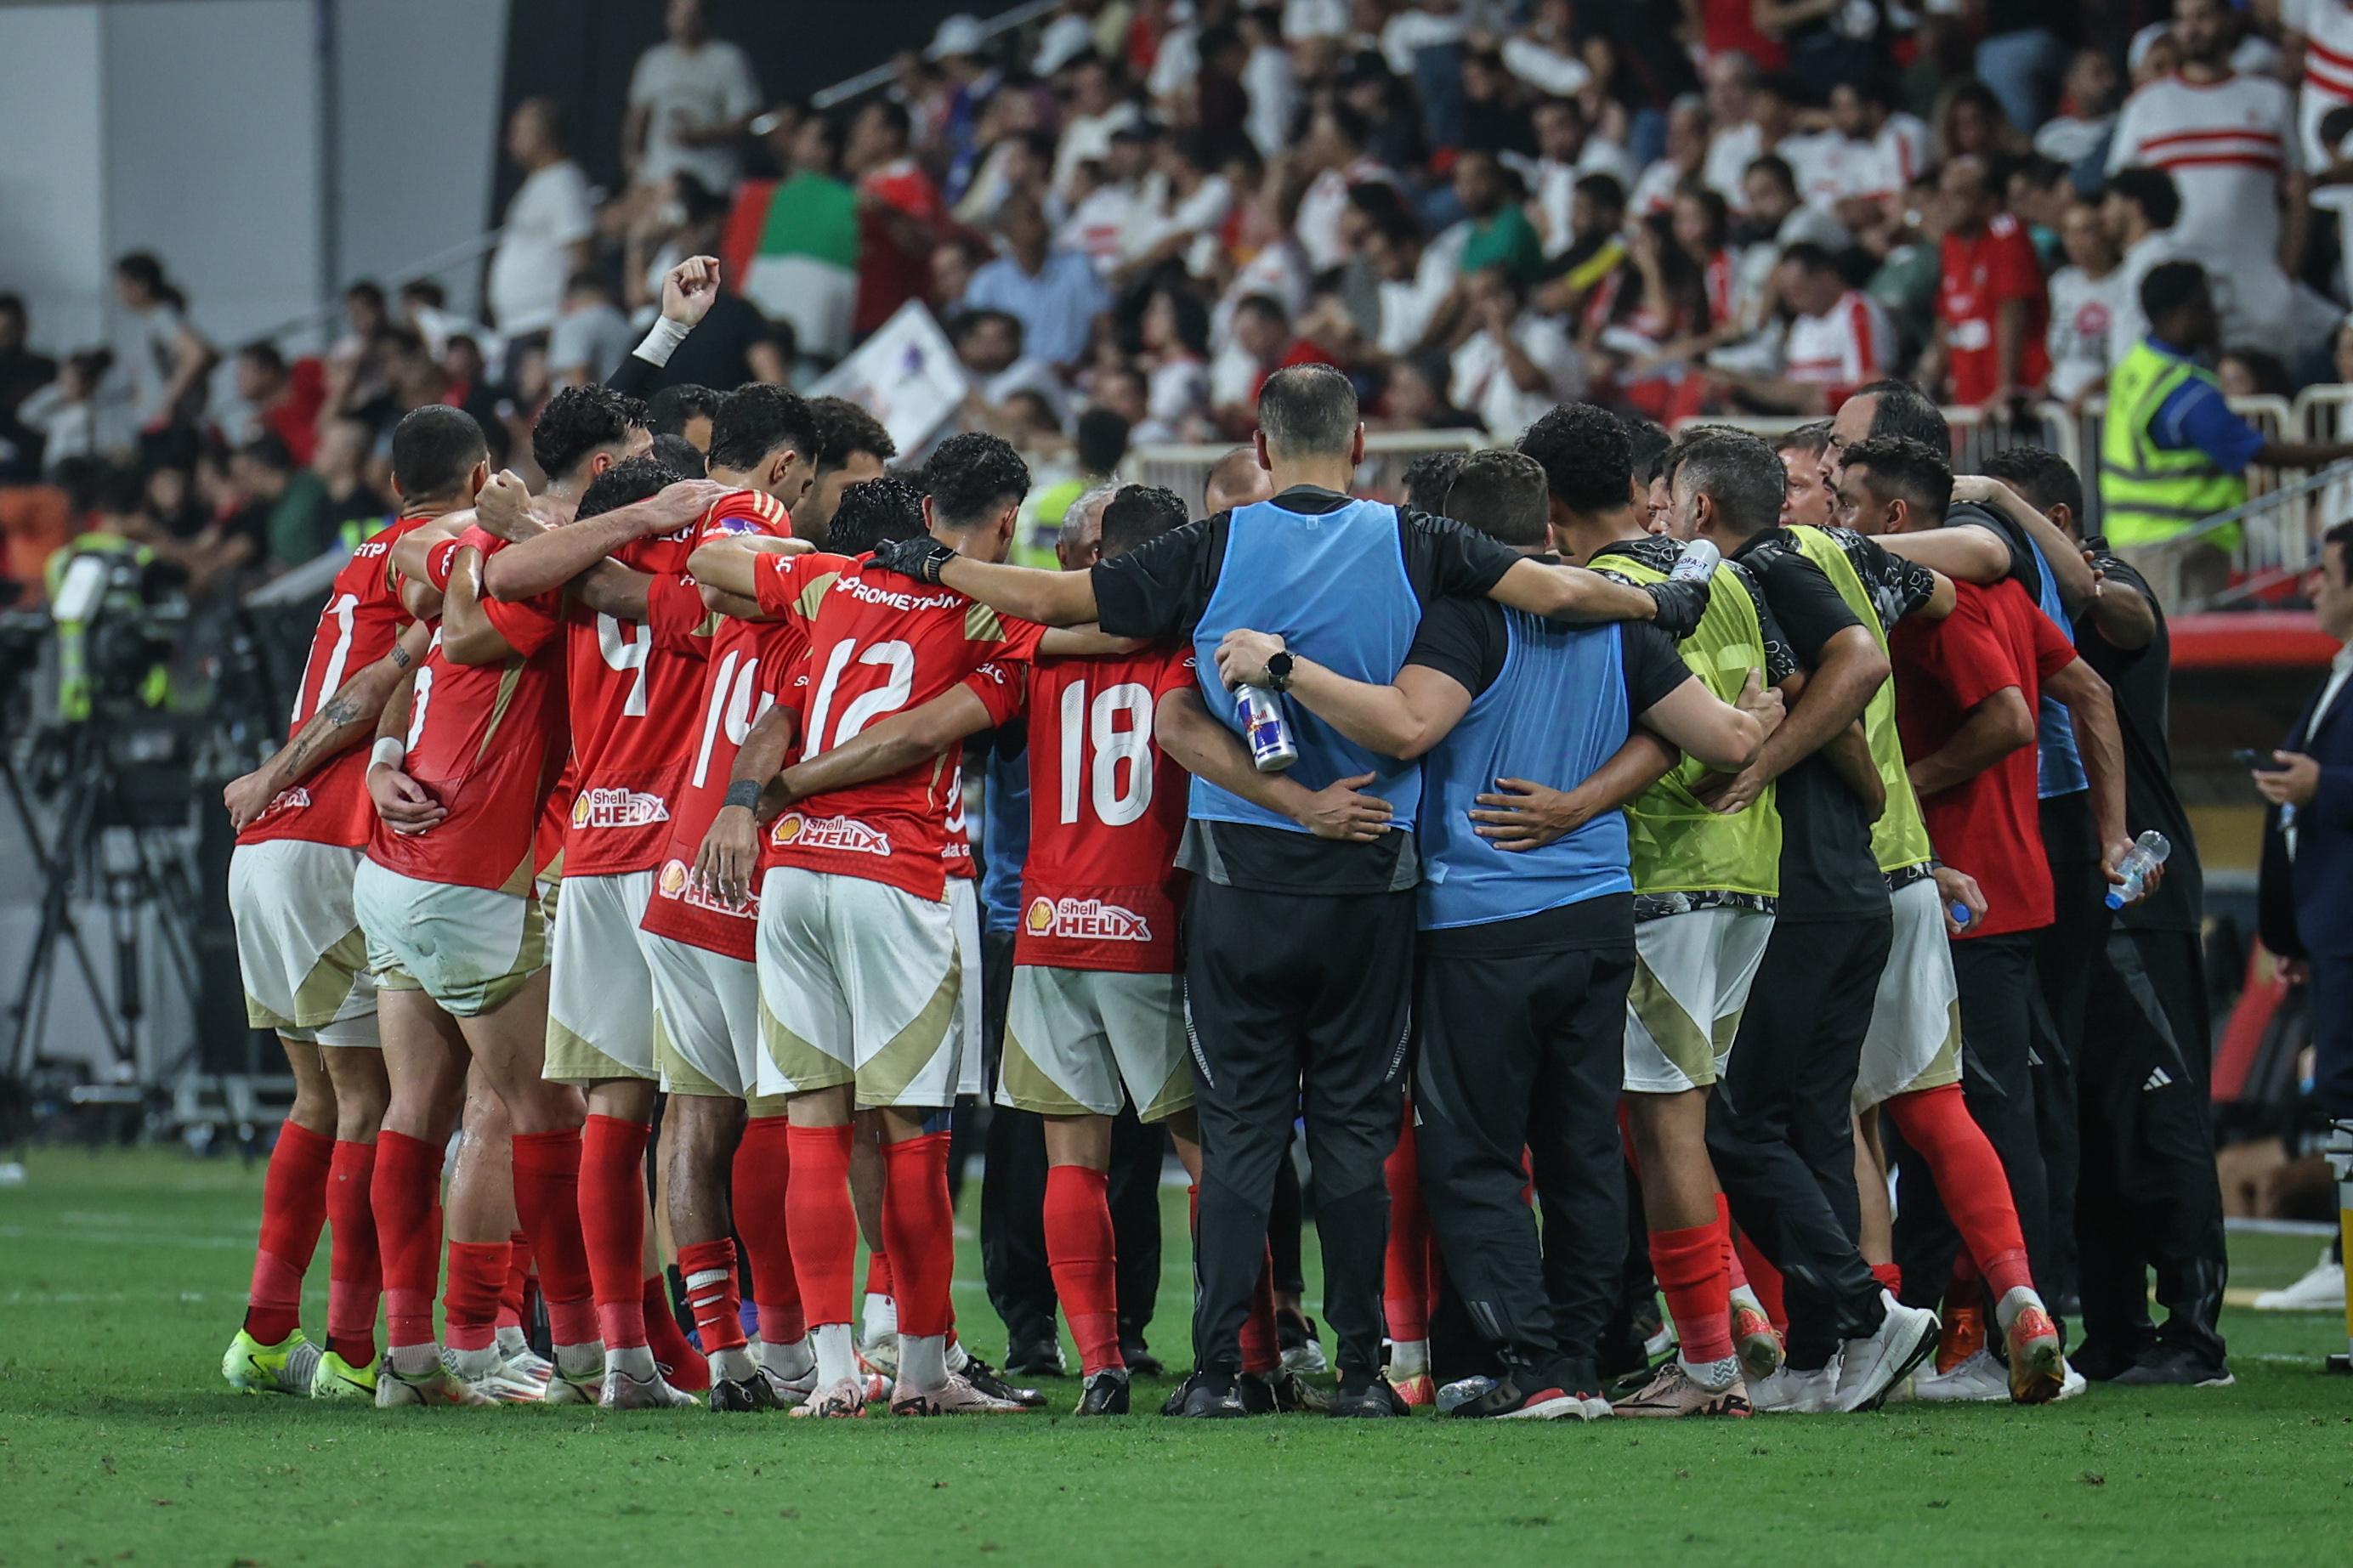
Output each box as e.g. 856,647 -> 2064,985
1235,685 -> 1299,773
1670,538 -> 1721,581
2104,830 -> 2172,909
1949,902 -> 1974,929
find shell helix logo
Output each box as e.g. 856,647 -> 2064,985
1024,896 -> 1152,942
571,787 -> 671,829
769,812 -> 891,856
655,857 -> 752,916
658,860 -> 689,897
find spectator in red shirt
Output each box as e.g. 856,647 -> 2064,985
232,341 -> 325,468
847,99 -> 944,337
1925,156 -> 2050,410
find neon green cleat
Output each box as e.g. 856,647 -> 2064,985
309,1350 -> 377,1400
223,1327 -> 320,1395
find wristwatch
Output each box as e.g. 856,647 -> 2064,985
1264,649 -> 1296,693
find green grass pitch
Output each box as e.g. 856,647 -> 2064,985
1,1149 -> 2346,1566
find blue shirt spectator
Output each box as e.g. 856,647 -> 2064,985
2144,337 -> 2266,474
961,200 -> 1108,371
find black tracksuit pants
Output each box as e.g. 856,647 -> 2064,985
1413,911 -> 1634,1373
2032,792 -> 2110,1306
1710,912 -> 1893,1369
2073,926 -> 2229,1367
1184,878 -> 1414,1378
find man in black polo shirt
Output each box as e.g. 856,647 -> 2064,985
1980,445 -> 2231,1386
866,366 -> 1709,1416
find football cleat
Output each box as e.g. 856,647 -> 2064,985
1731,1300 -> 1784,1384
1749,1359 -> 1839,1414
789,1375 -> 871,1418
1914,1347 -> 2010,1403
957,1356 -> 1047,1409
1326,1371 -> 1410,1418
858,1329 -> 900,1378
1612,1361 -> 1750,1418
889,1371 -> 1024,1416
709,1373 -> 785,1412
1437,1373 -> 1586,1420
499,1344 -> 556,1386
1003,1335 -> 1069,1379
1162,1368 -> 1248,1418
1120,1339 -> 1165,1378
222,1327 -> 319,1396
1075,1368 -> 1131,1416
2004,1305 -> 2067,1405
1936,1303 -> 1986,1375
445,1345 -> 543,1403
757,1364 -> 814,1409
601,1365 -> 700,1410
1277,1309 -> 1329,1375
1833,1295 -> 1940,1412
1392,1371 -> 1437,1408
2055,1364 -> 2088,1401
309,1349 -> 377,1400
374,1355 -> 496,1407
2250,1248 -> 2344,1311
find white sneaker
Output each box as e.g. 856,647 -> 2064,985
601,1365 -> 700,1409
1749,1359 -> 1839,1414
1914,1348 -> 2010,1403
445,1345 -> 543,1403
2055,1365 -> 2088,1401
374,1352 -> 495,1407
889,1369 -> 1025,1415
1834,1294 -> 1940,1413
499,1345 -> 556,1386
2251,1250 -> 2345,1312
859,1329 -> 901,1377
758,1364 -> 814,1409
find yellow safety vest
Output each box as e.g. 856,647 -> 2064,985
2099,340 -> 2247,552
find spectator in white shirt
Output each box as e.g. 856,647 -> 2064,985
1520,95 -> 1637,258
2047,199 -> 2127,410
1701,62 -> 1824,214
1057,127 -> 1153,275
1629,95 -> 1711,218
1293,104 -> 1399,275
109,252 -> 216,433
1117,132 -> 1234,284
1733,153 -> 1852,331
2100,165 -> 2183,372
547,273 -> 634,389
488,99 -> 597,342
1812,78 -> 1934,229
1364,208 -> 1466,357
1138,286 -> 1212,441
624,0 -> 762,195
1051,54 -> 1144,205
2035,48 -> 2123,171
1449,265 -> 1584,440
1704,241 -> 1894,416
1239,8 -> 1299,160
955,308 -> 1073,433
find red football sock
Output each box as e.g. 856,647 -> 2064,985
679,1238 -> 748,1355
325,1137 -> 380,1367
865,1249 -> 893,1300
1732,1229 -> 1786,1331
645,1273 -> 709,1390
498,1232 -> 530,1331
1871,1262 -> 1904,1296
785,1123 -> 858,1329
1652,1217 -> 1735,1366
1885,1084 -> 2035,1302
1239,1243 -> 1280,1375
243,1119 -> 332,1345
880,1133 -> 955,1339
734,1117 -> 804,1343
577,1115 -> 650,1349
1043,1163 -> 1122,1375
1382,1119 -> 1432,1345
511,1128 -> 597,1345
1716,1194 -> 1749,1290
370,1129 -> 445,1350
442,1240 -> 507,1352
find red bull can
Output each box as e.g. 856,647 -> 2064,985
1236,685 -> 1298,773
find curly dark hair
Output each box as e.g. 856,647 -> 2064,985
923,432 -> 1031,531
808,395 -> 898,473
826,475 -> 929,558
1400,450 -> 1466,512
1101,484 -> 1188,559
532,383 -> 649,482
708,383 -> 817,473
1518,402 -> 1631,516
575,452 -> 683,520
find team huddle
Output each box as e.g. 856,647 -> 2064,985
215,314 -> 2197,1421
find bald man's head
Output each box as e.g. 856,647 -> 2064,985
1205,446 -> 1273,513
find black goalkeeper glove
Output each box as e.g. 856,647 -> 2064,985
1642,576 -> 1712,641
866,534 -> 956,584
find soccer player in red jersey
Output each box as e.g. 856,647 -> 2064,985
689,433 -> 1052,1416
217,406 -> 481,1400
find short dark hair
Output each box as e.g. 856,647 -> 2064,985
92,462 -> 150,518
240,431 -> 295,473
1400,450 -> 1466,512
533,383 -> 649,481
1519,402 -> 1631,515
925,432 -> 1031,530
2140,259 -> 2208,325
1779,240 -> 1837,276
1100,484 -> 1188,558
1980,445 -> 2083,523
343,279 -> 387,313
954,307 -> 1024,352
808,396 -> 897,473
1256,364 -> 1358,460
2324,518 -> 2353,575
1775,419 -> 1834,460
1745,153 -> 1798,197
1666,427 -> 1785,539
1076,407 -> 1131,478
1623,416 -> 1673,484
827,475 -> 928,557
648,383 -> 721,439
398,278 -> 447,309
1840,434 -> 1953,526
2105,165 -> 2181,230
576,453 -> 684,520
389,405 -> 488,501
1851,378 -> 1949,457
649,433 -> 706,477
237,339 -> 287,376
1573,172 -> 1626,214
1233,292 -> 1288,329
1442,450 -> 1550,547
707,383 -> 817,473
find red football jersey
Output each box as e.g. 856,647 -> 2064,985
1936,214 -> 2050,406
366,527 -> 568,893
559,490 -> 791,875
943,659 -> 1029,883
1013,648 -> 1195,974
751,551 -> 1046,902
240,514 -> 428,850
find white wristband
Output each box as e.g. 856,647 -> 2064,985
635,315 -> 691,369
371,738 -> 405,771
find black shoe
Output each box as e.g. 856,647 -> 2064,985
1076,1368 -> 1131,1416
2109,1342 -> 2234,1388
1238,1370 -> 1276,1414
1120,1338 -> 1165,1378
1276,1308 -> 1329,1374
960,1355 -> 1048,1408
2068,1336 -> 2150,1382
708,1374 -> 784,1412
1162,1368 -> 1247,1418
1437,1371 -> 1586,1420
1002,1336 -> 1069,1379
1327,1370 -> 1410,1418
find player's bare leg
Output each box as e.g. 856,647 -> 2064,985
1854,1111 -> 1895,1276
848,1110 -> 896,1371
785,1084 -> 868,1416
665,1091 -> 762,1403
639,1131 -> 709,1394
224,1038 -> 337,1395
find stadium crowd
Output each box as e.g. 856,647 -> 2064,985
3,0 -> 2349,1421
